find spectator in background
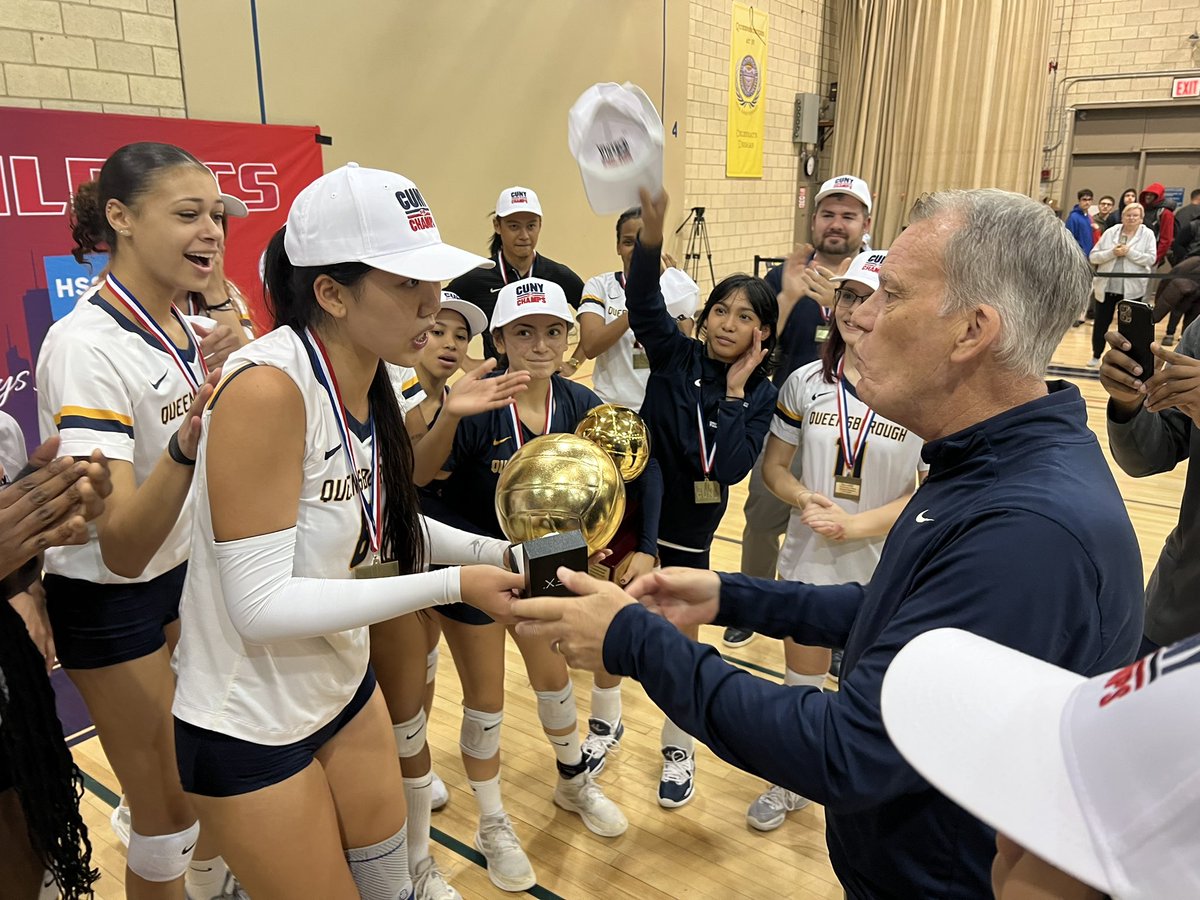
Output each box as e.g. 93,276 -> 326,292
1066,189 -> 1095,256
1175,187 -> 1200,235
1087,203 -> 1156,368
1138,182 -> 1176,267
1094,196 -> 1115,244
1169,189 -> 1200,266
1106,188 -> 1138,229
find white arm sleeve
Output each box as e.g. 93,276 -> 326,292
421,516 -> 509,568
214,527 -> 463,645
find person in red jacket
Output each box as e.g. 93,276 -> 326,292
1139,182 -> 1176,266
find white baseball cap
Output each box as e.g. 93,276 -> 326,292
882,628 -> 1200,900
814,174 -> 872,215
439,290 -> 488,338
660,267 -> 700,320
496,186 -> 543,218
206,169 -> 249,218
831,249 -> 887,292
285,163 -> 491,280
568,82 -> 664,215
490,277 -> 574,330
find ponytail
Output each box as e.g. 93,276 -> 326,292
369,364 -> 425,575
69,180 -> 109,264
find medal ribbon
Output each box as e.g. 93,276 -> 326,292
835,356 -> 875,471
497,250 -> 537,285
507,387 -> 555,449
106,273 -> 208,391
302,327 -> 382,554
695,401 -> 717,478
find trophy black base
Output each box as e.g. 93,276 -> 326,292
517,531 -> 589,597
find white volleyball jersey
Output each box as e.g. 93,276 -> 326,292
771,360 -> 926,585
0,410 -> 27,485
173,326 -> 376,744
37,287 -> 204,583
579,272 -> 649,409
386,363 -> 426,416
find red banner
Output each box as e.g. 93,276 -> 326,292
0,107 -> 324,451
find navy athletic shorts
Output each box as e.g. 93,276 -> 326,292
44,564 -> 186,670
175,667 -> 377,798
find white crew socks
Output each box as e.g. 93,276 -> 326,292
661,718 -> 695,755
185,856 -> 229,899
469,773 -> 505,818
784,669 -> 827,689
591,684 -> 622,724
403,773 -> 433,868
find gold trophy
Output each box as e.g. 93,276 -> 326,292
574,404 -> 651,483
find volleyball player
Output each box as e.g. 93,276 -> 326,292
417,277 -> 627,892
627,187 -> 779,807
37,142 -> 241,900
447,187 -> 585,371
170,163 -> 524,900
745,250 -> 926,832
185,191 -> 256,343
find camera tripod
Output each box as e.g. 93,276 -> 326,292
674,206 -> 716,288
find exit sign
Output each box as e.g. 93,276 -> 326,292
1172,77 -> 1200,98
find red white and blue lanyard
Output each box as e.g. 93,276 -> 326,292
507,388 -> 555,448
303,327 -> 382,557
695,400 -> 717,479
105,273 -> 208,391
497,251 -> 537,285
835,356 -> 874,471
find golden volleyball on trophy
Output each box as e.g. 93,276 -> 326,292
495,433 -> 626,553
574,404 -> 651,482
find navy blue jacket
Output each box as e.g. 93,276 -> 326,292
626,239 -> 777,549
603,382 -> 1143,899
763,262 -> 827,387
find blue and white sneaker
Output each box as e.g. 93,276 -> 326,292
581,717 -> 625,775
657,746 -> 695,808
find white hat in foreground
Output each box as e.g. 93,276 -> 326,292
285,163 -> 491,281
439,290 -> 488,338
660,267 -> 700,320
496,186 -> 542,218
881,627 -> 1200,900
831,249 -> 887,292
490,277 -> 574,330
568,82 -> 664,215
814,174 -> 872,214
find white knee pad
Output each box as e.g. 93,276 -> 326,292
535,683 -> 577,732
425,646 -> 439,685
459,707 -> 503,760
127,820 -> 200,883
393,708 -> 427,760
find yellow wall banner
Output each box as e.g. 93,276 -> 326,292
726,2 -> 767,178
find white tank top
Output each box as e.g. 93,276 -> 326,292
173,326 -> 377,744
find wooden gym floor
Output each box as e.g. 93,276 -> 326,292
69,318 -> 1186,898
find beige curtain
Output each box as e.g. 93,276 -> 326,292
832,0 -> 1053,247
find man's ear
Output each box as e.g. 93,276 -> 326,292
950,303 -> 1002,364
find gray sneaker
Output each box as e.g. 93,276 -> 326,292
746,784 -> 810,831
474,812 -> 536,892
412,855 -> 460,900
554,771 -> 628,837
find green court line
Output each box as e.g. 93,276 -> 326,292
79,766 -> 564,899
720,652 -> 785,680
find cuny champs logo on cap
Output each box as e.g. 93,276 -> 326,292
1099,633 -> 1200,708
833,176 -> 856,190
863,252 -> 885,274
596,136 -> 634,169
515,280 -> 547,305
509,190 -> 529,205
395,187 -> 435,232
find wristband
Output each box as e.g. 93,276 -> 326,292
168,432 -> 195,466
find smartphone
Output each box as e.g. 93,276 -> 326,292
1118,233 -> 1129,245
1117,299 -> 1155,377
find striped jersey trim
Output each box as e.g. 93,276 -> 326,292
774,401 -> 804,430
55,405 -> 134,437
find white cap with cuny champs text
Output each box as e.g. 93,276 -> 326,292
490,278 -> 574,330
814,174 -> 872,215
568,82 -> 664,215
496,186 -> 543,218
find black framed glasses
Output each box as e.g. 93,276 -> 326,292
834,287 -> 872,309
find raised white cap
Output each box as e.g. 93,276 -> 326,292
568,82 -> 664,215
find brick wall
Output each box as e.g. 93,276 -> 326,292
682,0 -> 837,280
0,0 -> 184,116
1042,0 -> 1200,195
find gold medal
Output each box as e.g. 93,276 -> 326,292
694,479 -> 721,504
632,348 -> 650,369
354,560 -> 400,579
833,475 -> 862,500
815,324 -> 831,343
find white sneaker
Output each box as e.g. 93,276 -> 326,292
1087,358 -> 1100,368
412,855 -> 461,900
746,784 -> 810,832
474,812 -> 536,892
430,770 -> 449,811
110,797 -> 131,847
554,771 -> 628,837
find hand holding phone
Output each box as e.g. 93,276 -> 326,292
1116,299 -> 1155,377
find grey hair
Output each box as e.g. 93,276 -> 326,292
910,189 -> 1092,379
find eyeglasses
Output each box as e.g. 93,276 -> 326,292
834,287 -> 872,309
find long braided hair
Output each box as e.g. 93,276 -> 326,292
0,597 -> 98,898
